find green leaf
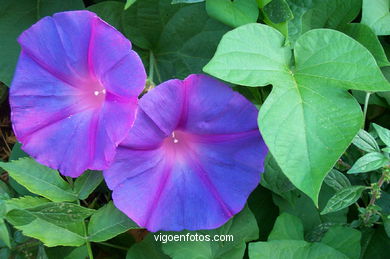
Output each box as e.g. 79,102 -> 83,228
341,23 -> 390,67
172,0 -> 204,3
273,185 -> 348,232
161,206 -> 258,259
361,227 -> 390,259
373,123 -> 390,147
261,154 -> 295,196
87,1 -> 125,31
88,202 -> 139,242
384,215 -> 390,238
6,209 -> 85,247
125,0 -> 137,9
249,240 -> 349,259
287,0 -> 361,44
126,234 -> 169,259
25,202 -> 94,225
5,196 -> 50,213
123,0 -> 229,84
361,0 -> 390,35
347,152 -> 389,174
206,0 -> 259,28
268,213 -> 303,241
0,0 -> 84,86
321,226 -> 361,259
73,170 -> 103,200
46,246 -> 88,259
352,129 -> 381,153
0,158 -> 77,202
324,169 -> 351,192
263,0 -> 293,24
204,24 -> 390,204
321,186 -> 366,215
0,219 -> 10,248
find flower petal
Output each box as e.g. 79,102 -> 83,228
11,11 -> 146,176
105,74 -> 267,231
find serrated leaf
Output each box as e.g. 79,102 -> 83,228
268,213 -> 304,241
361,0 -> 390,35
206,0 -> 259,28
0,158 -> 77,202
26,203 -> 94,225
0,0 -> 84,86
347,152 -> 389,174
162,206 -> 258,259
263,0 -> 293,24
321,186 -> 366,215
324,169 -> 351,191
249,240 -> 349,259
321,226 -> 361,259
352,129 -> 380,153
373,123 -> 390,147
123,0 -> 229,84
6,210 -> 85,247
204,24 -> 390,204
73,170 -> 103,200
88,202 -> 139,242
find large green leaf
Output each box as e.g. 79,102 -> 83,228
205,0 -> 259,28
0,0 -> 84,86
321,226 -> 361,259
361,0 -> 390,35
249,240 -> 349,259
161,206 -> 258,259
88,202 -> 139,242
286,0 -> 361,44
126,234 -> 169,259
341,23 -> 390,67
204,24 -> 390,204
268,213 -> 303,241
0,158 -> 78,202
122,0 -> 229,84
87,1 -> 125,31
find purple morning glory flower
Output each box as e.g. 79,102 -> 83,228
104,74 -> 267,231
10,11 -> 146,177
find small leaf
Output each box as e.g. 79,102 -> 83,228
321,186 -> 366,215
206,0 -> 259,28
324,169 -> 351,191
347,152 -> 389,174
373,123 -> 390,147
73,171 -> 103,200
0,158 -> 77,202
383,147 -> 390,153
263,0 -> 293,24
88,202 -> 139,242
352,129 -> 380,153
124,0 -> 137,9
26,203 -> 94,225
0,219 -> 11,248
6,210 -> 85,247
268,213 -> 304,241
383,215 -> 390,238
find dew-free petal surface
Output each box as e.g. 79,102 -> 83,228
10,10 -> 146,177
104,74 -> 267,231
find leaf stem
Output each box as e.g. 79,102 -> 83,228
148,50 -> 154,84
363,92 -> 371,128
83,220 -> 94,259
98,242 -> 128,251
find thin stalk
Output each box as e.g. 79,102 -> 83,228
363,171 -> 387,224
98,242 -> 128,251
83,221 -> 94,259
148,50 -> 154,83
363,92 -> 371,128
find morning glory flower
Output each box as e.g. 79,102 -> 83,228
10,11 -> 146,177
104,74 -> 267,231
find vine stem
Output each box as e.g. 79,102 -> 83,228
363,170 -> 388,224
363,92 -> 371,128
98,242 -> 128,251
83,221 -> 94,259
148,50 -> 155,83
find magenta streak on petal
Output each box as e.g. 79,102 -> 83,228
87,17 -> 97,78
143,161 -> 173,228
